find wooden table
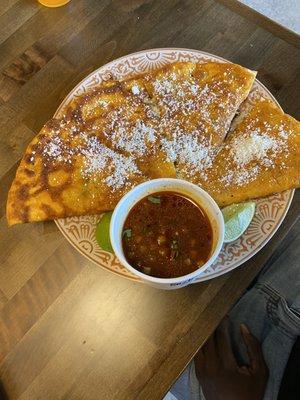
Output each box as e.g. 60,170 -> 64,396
0,1 -> 299,399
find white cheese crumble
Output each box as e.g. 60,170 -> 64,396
105,119 -> 156,156
131,85 -> 140,95
161,128 -> 216,179
80,136 -> 141,189
230,131 -> 282,166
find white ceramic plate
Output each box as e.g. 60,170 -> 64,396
54,48 -> 294,283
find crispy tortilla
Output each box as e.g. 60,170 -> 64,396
7,62 -> 271,225
190,99 -> 300,206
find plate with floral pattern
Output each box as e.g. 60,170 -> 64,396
54,48 -> 294,283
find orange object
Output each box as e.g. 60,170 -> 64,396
38,0 -> 70,7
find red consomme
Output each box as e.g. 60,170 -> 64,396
122,192 -> 213,279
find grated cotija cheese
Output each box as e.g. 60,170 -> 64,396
220,124 -> 289,187
80,135 -> 141,189
106,119 -> 156,156
230,130 -> 283,166
161,128 -> 216,179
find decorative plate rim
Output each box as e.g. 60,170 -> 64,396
55,221 -> 141,281
191,191 -> 294,282
53,47 -> 294,283
54,47 -> 282,111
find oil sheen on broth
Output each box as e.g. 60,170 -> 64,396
122,192 -> 213,278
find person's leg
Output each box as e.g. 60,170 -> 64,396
228,286 -> 300,399
227,236 -> 300,400
169,226 -> 300,400
168,360 -> 203,400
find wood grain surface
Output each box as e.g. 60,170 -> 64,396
0,1 -> 299,399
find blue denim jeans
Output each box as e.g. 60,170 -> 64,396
168,247 -> 300,400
